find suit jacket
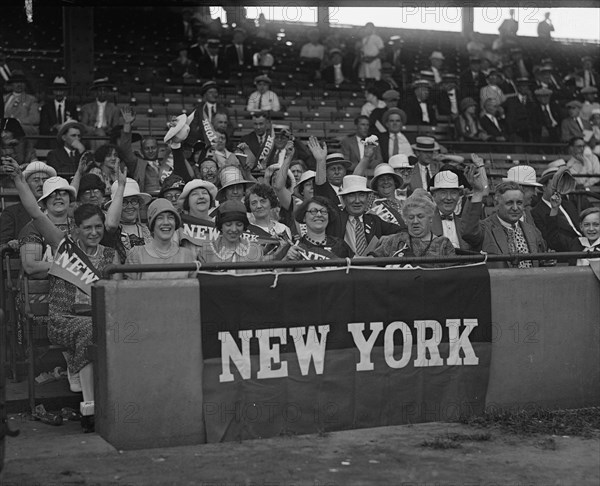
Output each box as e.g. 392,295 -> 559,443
224,43 -> 253,70
79,101 -> 121,134
431,211 -> 471,251
339,134 -> 383,171
479,114 -> 507,140
462,201 -> 547,268
3,92 -> 40,135
321,63 -> 355,85
240,131 -> 263,158
39,98 -> 79,135
404,95 -> 437,126
531,101 -> 562,142
408,162 -> 440,194
459,69 -> 487,101
0,202 -> 31,245
46,147 -> 80,175
196,51 -> 229,79
531,199 -> 580,252
560,117 -> 591,143
503,96 -> 536,139
378,131 -> 414,163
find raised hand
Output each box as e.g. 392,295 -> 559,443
1,156 -> 23,180
121,106 -> 136,125
549,192 -> 562,209
307,136 -> 327,160
117,159 -> 128,186
284,140 -> 295,160
77,151 -> 96,175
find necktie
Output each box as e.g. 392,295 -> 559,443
354,217 -> 368,256
425,169 -> 432,189
57,104 -> 63,125
258,94 -> 263,110
392,134 -> 399,156
576,118 -> 583,131
237,45 -> 243,65
507,224 -> 532,268
212,56 -> 218,68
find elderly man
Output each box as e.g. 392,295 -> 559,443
503,165 -> 542,225
462,170 -> 547,268
3,70 -> 40,136
429,170 -> 471,251
46,120 -> 87,174
531,160 -> 582,252
340,115 -> 383,172
0,161 -> 56,246
405,79 -> 437,126
407,136 -> 440,193
561,100 -> 591,142
565,136 -> 600,188
479,98 -> 507,141
580,87 -> 600,122
378,108 -> 413,163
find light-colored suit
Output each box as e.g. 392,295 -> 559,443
3,92 -> 40,135
79,101 -> 122,135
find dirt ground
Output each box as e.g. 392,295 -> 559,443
2,414 -> 599,486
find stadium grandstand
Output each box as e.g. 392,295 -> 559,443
0,1 -> 599,451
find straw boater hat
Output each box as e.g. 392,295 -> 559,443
338,175 -> 373,196
105,178 -> 152,208
430,171 -> 463,192
164,112 -> 195,144
503,165 -> 542,187
22,161 -> 57,180
370,163 -> 403,189
90,77 -> 114,90
177,179 -> 218,207
37,177 -> 77,203
325,153 -> 352,169
411,136 -> 440,152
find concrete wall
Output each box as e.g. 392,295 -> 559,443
94,267 -> 600,449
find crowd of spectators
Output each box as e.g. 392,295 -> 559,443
0,12 -> 599,431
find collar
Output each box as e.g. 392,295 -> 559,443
97,100 -> 107,106
497,216 -> 517,231
579,237 -> 600,250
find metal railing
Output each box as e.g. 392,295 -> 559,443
104,251 -> 596,275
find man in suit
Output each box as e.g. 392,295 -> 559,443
377,108 -> 413,163
340,115 -> 383,173
436,74 -> 461,118
187,81 -> 230,148
532,87 -> 562,143
241,111 -> 271,159
3,70 -> 40,136
39,76 -> 78,138
462,173 -> 548,268
46,121 -> 86,175
369,90 -> 400,135
321,48 -> 353,86
575,55 -> 598,89
561,100 -> 591,142
404,79 -> 437,126
430,170 -> 471,252
407,136 -> 441,193
531,160 -> 582,251
479,98 -> 507,141
459,57 -> 487,104
196,38 -> 229,79
224,28 -> 253,72
503,77 -> 536,143
316,173 -> 403,256
79,77 -> 121,148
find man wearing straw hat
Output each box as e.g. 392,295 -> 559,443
40,76 -> 79,137
80,77 -> 121,148
531,160 -> 582,252
407,136 -> 441,193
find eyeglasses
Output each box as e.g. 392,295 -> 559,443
81,189 -> 103,197
307,208 -> 328,216
163,193 -> 180,202
123,198 -> 140,207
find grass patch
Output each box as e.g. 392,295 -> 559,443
461,406 -> 600,438
421,431 -> 492,449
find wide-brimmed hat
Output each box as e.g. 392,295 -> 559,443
90,77 -> 113,90
38,176 -> 77,203
177,179 -> 218,207
158,174 -> 186,197
8,70 -> 27,84
22,161 -> 57,181
382,107 -> 407,125
539,159 -> 567,184
254,74 -> 272,85
339,175 -> 373,196
430,171 -> 463,192
51,76 -> 69,89
411,136 -> 440,152
215,200 -> 249,230
503,165 -> 542,187
382,89 -> 400,101
1,117 -> 26,139
147,198 -> 182,230
388,154 -> 412,169
370,163 -> 403,189
325,153 -> 351,169
216,166 -> 253,201
429,51 -> 445,60
105,178 -> 152,208
56,120 -> 86,142
164,112 -> 195,144
200,80 -> 218,95
298,170 -> 316,187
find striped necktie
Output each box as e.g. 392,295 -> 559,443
354,216 -> 368,256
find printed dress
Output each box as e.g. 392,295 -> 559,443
47,245 -> 115,374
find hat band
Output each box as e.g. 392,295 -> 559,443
415,142 -> 435,150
